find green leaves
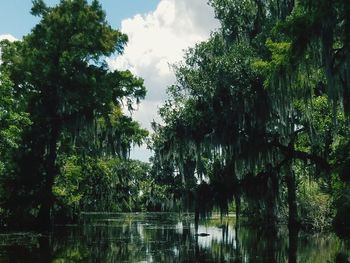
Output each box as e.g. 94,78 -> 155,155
150,0 -> 350,231
53,156 -> 83,206
53,155 -> 152,216
0,0 -> 148,226
252,39 -> 292,88
30,0 -> 49,17
0,71 -> 31,169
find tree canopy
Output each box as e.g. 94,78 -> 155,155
1,0 -> 350,238
150,0 -> 350,234
0,0 -> 148,229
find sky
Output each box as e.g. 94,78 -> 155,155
0,0 -> 219,162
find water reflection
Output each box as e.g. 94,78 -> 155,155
0,213 -> 349,262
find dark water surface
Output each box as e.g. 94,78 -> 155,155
0,213 -> 349,262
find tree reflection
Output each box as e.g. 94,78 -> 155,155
0,213 -> 348,263
288,228 -> 298,263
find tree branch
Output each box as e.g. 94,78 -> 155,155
271,140 -> 330,173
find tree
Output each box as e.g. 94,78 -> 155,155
150,0 -> 349,234
0,70 -> 30,176
279,0 -> 350,113
0,0 -> 146,229
0,69 -> 31,226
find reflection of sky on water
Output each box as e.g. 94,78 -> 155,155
134,215 -> 237,250
0,213 -> 348,263
195,224 -> 236,249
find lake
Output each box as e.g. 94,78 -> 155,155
0,212 -> 349,262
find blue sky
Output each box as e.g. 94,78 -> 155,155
0,0 -> 159,39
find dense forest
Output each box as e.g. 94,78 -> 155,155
0,0 -> 350,245
150,0 -> 350,236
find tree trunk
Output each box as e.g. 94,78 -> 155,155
234,223 -> 241,261
285,165 -> 299,229
266,171 -> 278,229
288,227 -> 299,263
235,193 -> 241,226
37,118 -> 60,230
194,206 -> 199,234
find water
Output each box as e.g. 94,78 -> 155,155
0,212 -> 348,262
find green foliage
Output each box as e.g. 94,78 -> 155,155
53,155 -> 153,222
333,183 -> 350,236
150,0 -> 350,235
138,179 -> 169,211
53,156 -> 83,208
0,0 -> 147,228
31,0 -> 49,16
252,39 -> 291,88
209,0 -> 258,39
0,70 -> 31,224
297,179 -> 334,231
278,0 -> 350,112
1,0 -> 350,236
0,71 -> 31,173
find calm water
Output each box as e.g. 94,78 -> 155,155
0,212 -> 349,262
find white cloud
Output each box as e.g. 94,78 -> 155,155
109,0 -> 219,104
108,0 -> 219,161
130,100 -> 162,130
0,34 -> 17,42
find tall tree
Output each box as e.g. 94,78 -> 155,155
0,0 -> 146,229
151,0 -> 345,233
